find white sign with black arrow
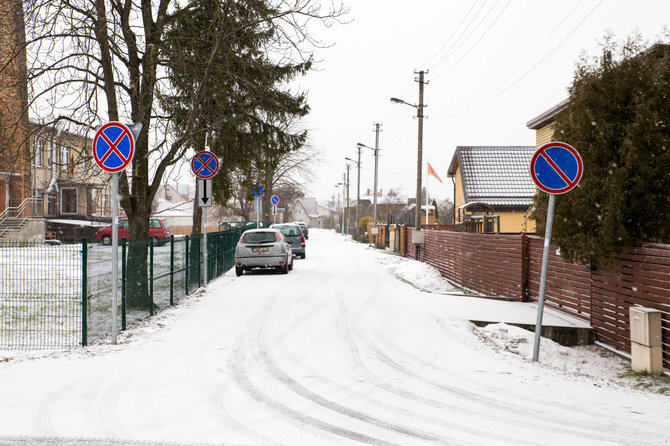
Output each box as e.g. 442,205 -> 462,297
198,178 -> 213,207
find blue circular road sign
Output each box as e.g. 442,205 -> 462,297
530,142 -> 583,194
191,151 -> 220,179
253,184 -> 265,198
92,122 -> 135,173
270,194 -> 279,205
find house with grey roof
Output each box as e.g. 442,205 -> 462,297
447,146 -> 537,233
289,198 -> 321,228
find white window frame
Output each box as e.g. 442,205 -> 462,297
60,145 -> 69,172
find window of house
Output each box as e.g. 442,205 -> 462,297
47,194 -> 57,216
34,137 -> 43,167
60,146 -> 69,172
61,188 -> 77,214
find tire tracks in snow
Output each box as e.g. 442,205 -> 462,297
348,296 -> 667,445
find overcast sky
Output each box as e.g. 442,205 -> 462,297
297,0 -> 670,206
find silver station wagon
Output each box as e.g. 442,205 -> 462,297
234,228 -> 293,276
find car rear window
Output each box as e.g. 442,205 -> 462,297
242,232 -> 278,243
275,226 -> 300,237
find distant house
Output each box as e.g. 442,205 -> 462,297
447,146 -> 537,233
289,198 -> 321,227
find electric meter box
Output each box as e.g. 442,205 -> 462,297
629,306 -> 662,347
412,230 -> 425,245
629,306 -> 663,375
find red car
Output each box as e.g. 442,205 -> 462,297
94,218 -> 172,245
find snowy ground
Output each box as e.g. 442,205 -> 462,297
0,229 -> 668,445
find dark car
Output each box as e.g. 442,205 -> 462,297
94,218 -> 172,245
292,221 -> 309,240
234,228 -> 293,276
271,223 -> 306,259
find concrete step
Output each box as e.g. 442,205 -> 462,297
470,320 -> 595,346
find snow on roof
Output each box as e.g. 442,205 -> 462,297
448,146 -> 537,207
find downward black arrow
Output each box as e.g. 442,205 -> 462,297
201,179 -> 210,204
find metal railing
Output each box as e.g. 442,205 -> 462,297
0,197 -> 43,239
0,223 -> 255,349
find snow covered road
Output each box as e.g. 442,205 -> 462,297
1,229 -> 668,445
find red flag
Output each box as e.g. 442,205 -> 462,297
427,162 -> 443,182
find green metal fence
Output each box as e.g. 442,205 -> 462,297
0,223 -> 255,350
0,242 -> 82,349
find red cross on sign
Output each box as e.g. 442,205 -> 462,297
92,122 -> 135,173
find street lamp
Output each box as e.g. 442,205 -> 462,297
391,70 -> 426,260
334,182 -> 344,233
345,155 -> 360,233
357,141 -> 379,240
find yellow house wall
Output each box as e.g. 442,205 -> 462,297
536,122 -> 556,147
454,166 -> 466,208
497,210 -> 536,233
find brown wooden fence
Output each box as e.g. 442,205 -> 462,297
404,226 -> 670,369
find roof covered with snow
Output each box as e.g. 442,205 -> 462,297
448,146 -> 537,207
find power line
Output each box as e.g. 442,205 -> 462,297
421,0 -> 483,69
433,0 -> 605,119
431,0 -> 512,80
428,0 -> 502,71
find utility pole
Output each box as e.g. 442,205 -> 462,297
356,145 -> 361,232
415,70 -> 426,260
345,164 -> 351,235
373,123 -> 381,243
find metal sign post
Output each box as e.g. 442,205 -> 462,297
253,185 -> 265,228
270,195 -> 279,224
191,151 -> 219,287
92,122 -> 135,345
529,142 -> 583,361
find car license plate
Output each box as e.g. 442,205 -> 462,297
252,247 -> 268,253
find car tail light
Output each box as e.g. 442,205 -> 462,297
275,232 -> 281,242
238,234 -> 245,243
301,235 -> 305,243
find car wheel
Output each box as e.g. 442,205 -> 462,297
288,259 -> 293,271
281,260 -> 289,274
101,235 -> 112,246
300,253 -> 306,259
235,266 -> 243,277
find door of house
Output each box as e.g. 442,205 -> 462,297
0,182 -> 5,214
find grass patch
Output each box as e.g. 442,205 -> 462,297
618,370 -> 670,395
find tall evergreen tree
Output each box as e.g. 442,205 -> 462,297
532,36 -> 670,266
162,0 -> 311,215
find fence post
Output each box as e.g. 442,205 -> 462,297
149,238 -> 154,316
121,238 -> 127,330
169,234 -> 174,305
81,238 -> 88,347
197,235 -> 202,288
185,235 -> 190,295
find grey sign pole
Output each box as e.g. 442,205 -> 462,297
532,193 -> 556,361
255,198 -> 261,229
111,172 -> 119,344
203,193 -> 208,285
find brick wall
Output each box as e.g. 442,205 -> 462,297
0,0 -> 31,206
404,227 -> 670,369
0,0 -> 30,206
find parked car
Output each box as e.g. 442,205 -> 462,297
234,228 -> 293,276
94,218 -> 172,245
292,221 -> 309,239
270,223 -> 306,259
